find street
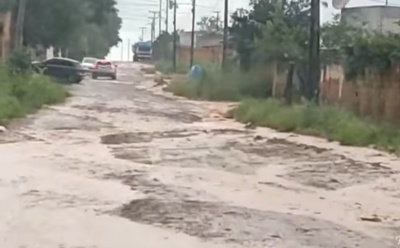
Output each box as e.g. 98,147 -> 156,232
0,62 -> 399,248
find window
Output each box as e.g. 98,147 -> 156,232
83,58 -> 97,64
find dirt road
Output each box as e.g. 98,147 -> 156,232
0,63 -> 399,248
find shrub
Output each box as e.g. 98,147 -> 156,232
166,67 -> 273,101
233,98 -> 400,152
0,63 -> 67,124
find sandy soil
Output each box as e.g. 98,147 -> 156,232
0,62 -> 399,248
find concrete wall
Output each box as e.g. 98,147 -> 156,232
342,6 -> 400,34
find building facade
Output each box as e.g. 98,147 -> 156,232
341,6 -> 400,34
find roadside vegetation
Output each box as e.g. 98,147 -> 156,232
232,99 -> 400,153
153,0 -> 400,153
0,51 -> 67,125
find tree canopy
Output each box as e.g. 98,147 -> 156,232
23,0 -> 121,60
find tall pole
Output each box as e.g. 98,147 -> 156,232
165,0 -> 169,33
127,39 -> 130,61
159,0 -> 162,36
308,0 -> 320,102
386,0 -> 388,5
222,0 -> 228,69
149,11 -> 158,42
214,11 -> 220,30
120,41 -> 123,61
173,0 -> 177,71
14,0 -> 27,49
190,0 -> 196,68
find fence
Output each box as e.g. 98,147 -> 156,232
272,63 -> 400,123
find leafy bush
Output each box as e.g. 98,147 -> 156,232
7,49 -> 32,74
233,99 -> 400,153
155,60 -> 188,74
0,63 -> 67,124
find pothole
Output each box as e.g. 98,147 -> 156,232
101,129 -> 200,145
135,109 -> 201,123
118,198 -> 390,248
232,138 -> 396,190
111,145 -> 263,174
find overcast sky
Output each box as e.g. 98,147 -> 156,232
107,0 -> 397,60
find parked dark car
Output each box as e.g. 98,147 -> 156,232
32,57 -> 86,84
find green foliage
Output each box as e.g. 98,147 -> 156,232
6,49 -> 32,74
233,99 -> 400,152
0,64 -> 67,124
155,60 -> 188,74
0,0 -> 15,13
166,67 -> 272,101
23,0 -> 121,60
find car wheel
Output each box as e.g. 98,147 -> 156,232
133,55 -> 138,62
111,74 -> 117,80
92,74 -> 97,79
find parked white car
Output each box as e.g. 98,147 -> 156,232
81,57 -> 98,70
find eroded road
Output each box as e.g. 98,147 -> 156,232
0,63 -> 399,248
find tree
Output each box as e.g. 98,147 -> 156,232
0,0 -> 16,13
22,0 -> 121,60
197,16 -> 222,33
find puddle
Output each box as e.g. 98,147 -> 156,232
119,198 -> 391,247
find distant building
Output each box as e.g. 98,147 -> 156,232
178,31 -> 223,48
341,6 -> 400,34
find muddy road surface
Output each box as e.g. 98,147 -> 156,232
0,62 -> 399,248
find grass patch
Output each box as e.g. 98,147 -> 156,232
165,67 -> 273,101
155,60 -> 189,74
233,98 -> 400,152
0,64 -> 67,125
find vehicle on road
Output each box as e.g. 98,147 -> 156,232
32,57 -> 86,84
92,60 -> 117,80
133,41 -> 152,61
81,57 -> 98,70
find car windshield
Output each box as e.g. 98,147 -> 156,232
83,58 -> 97,64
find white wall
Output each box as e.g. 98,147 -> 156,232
342,6 -> 400,34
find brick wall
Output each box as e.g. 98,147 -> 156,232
178,45 -> 222,65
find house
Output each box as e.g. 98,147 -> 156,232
177,31 -> 236,64
341,6 -> 400,34
178,31 -> 223,48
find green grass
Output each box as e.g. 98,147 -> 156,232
165,67 -> 273,101
155,60 -> 189,74
0,64 -> 68,125
233,98 -> 400,153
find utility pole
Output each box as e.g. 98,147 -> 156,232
127,38 -> 130,61
386,0 -> 388,5
139,27 -> 146,41
213,11 -> 220,30
173,0 -> 177,71
149,11 -> 158,42
14,0 -> 27,49
222,0 -> 228,69
159,0 -> 162,36
308,0 -> 320,102
120,41 -> 123,61
165,0 -> 169,33
190,0 -> 196,68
